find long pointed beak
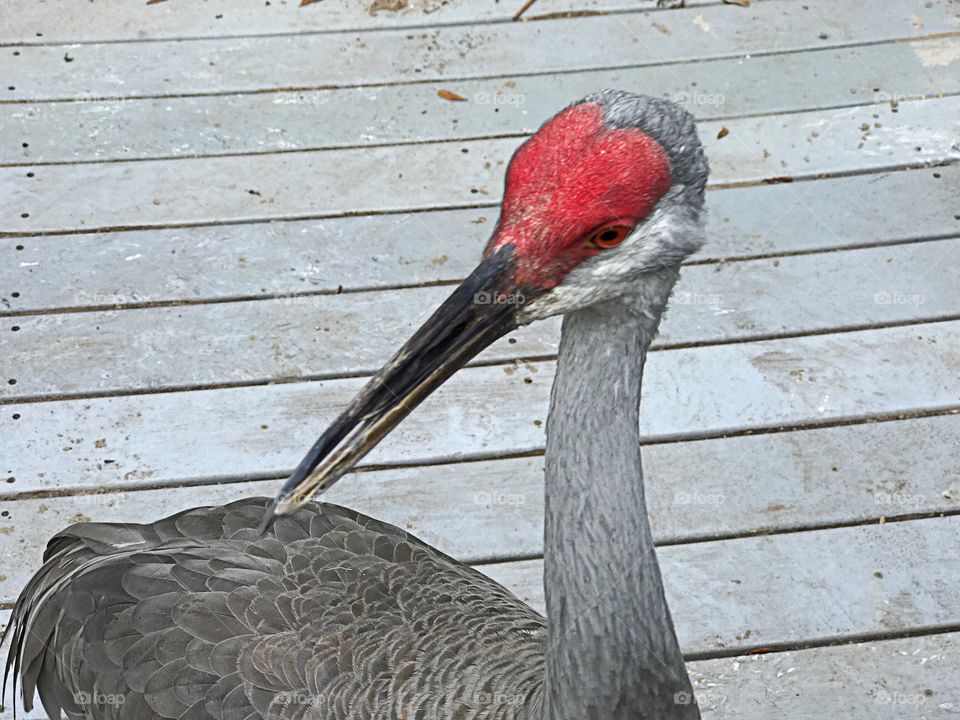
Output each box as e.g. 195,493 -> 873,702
260,243 -> 533,532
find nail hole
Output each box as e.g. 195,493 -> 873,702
11,292 -> 20,298
22,143 -> 28,148
20,213 -> 29,218
7,379 -> 16,385
5,477 -> 14,484
0,511 -> 8,517
15,245 -> 24,250
11,326 -> 20,332
7,86 -> 14,91
11,413 -> 21,420
12,51 -> 20,56
26,172 -> 34,178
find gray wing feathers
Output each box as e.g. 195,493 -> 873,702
2,498 -> 545,720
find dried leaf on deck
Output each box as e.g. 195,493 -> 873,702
438,89 -> 468,102
369,0 -> 408,15
716,126 -> 730,140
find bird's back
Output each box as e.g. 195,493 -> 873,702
2,498 -> 545,720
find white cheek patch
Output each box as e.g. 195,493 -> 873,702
518,203 -> 705,323
520,283 -> 609,323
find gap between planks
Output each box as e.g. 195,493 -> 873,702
3,157 -> 958,241
4,320 -> 960,491
3,232 -> 957,320
468,509 -> 960,567
4,31 -> 959,106
478,514 -> 960,655
4,0 -> 957,107
4,164 -> 957,316
6,91 -> 955,170
2,403 -> 957,503
4,313 -> 960,407
681,622 -> 960,663
4,31 -> 957,169
6,94 -> 960,236
0,0 -> 726,48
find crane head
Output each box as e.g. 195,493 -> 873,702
261,90 -> 708,529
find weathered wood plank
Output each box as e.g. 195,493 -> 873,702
3,0 -> 956,102
4,238 -> 958,399
0,624 -> 953,720
1,412 -> 957,599
2,321 -> 959,494
691,632 -> 957,720
4,96 -> 959,235
5,37 -> 957,165
3,166 -> 957,314
481,517 -> 960,653
0,0 -> 722,46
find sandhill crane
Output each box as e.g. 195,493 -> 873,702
3,90 -> 709,720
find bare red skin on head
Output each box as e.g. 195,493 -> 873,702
485,103 -> 673,288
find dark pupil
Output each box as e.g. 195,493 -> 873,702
599,229 -> 619,243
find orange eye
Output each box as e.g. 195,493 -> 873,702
588,224 -> 632,250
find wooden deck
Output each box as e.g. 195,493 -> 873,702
2,0 -> 959,717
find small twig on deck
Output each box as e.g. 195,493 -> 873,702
513,0 -> 537,21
